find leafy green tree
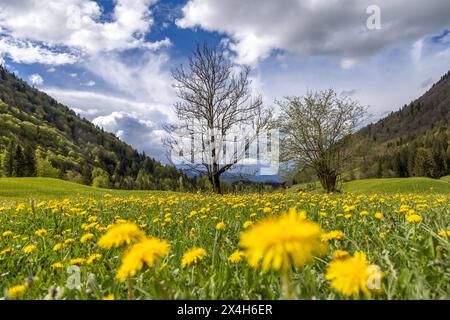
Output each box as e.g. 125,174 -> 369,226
413,148 -> 437,178
13,145 -> 25,177
2,141 -> 14,177
91,168 -> 111,188
36,150 -> 61,178
23,145 -> 36,177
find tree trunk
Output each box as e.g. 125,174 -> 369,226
210,172 -> 222,194
316,166 -> 337,193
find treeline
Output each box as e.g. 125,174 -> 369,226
359,124 -> 450,179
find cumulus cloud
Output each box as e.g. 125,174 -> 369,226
0,36 -> 78,65
28,73 -> 44,85
177,0 -> 450,66
92,111 -> 168,161
0,0 -> 162,54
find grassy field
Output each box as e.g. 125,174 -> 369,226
0,177 -> 449,300
1,177 -> 449,203
288,177 -> 450,194
0,178 -> 158,201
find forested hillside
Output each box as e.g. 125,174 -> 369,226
353,70 -> 450,180
0,66 -> 191,190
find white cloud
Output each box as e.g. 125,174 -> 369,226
28,73 -> 44,85
83,51 -> 175,106
0,0 -> 161,54
92,111 -> 168,162
178,0 -> 450,66
411,39 -> 423,64
0,36 -> 78,65
82,80 -> 96,87
340,58 -> 358,70
0,0 -> 170,66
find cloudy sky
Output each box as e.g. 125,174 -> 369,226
0,0 -> 449,162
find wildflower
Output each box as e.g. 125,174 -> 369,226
374,212 -> 383,220
98,222 -> 144,248
321,230 -> 345,242
7,284 -> 26,299
70,258 -> 85,265
215,222 -> 226,231
332,250 -> 349,260
80,233 -> 95,243
53,243 -> 64,251
0,248 -> 13,255
87,253 -> 102,264
359,211 -> 369,216
23,244 -> 37,254
2,230 -> 13,237
181,247 -> 207,267
239,208 -> 327,272
243,221 -> 254,229
51,262 -> 64,270
116,237 -> 171,282
35,229 -> 48,236
228,250 -> 244,264
326,251 -> 383,297
102,294 -> 115,300
438,230 -> 450,237
64,238 -> 75,245
406,214 -> 422,223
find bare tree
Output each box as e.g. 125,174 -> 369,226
277,89 -> 366,193
164,44 -> 273,194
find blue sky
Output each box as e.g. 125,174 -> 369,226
0,0 -> 449,162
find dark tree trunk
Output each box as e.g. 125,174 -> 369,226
316,166 -> 337,193
212,172 -> 222,194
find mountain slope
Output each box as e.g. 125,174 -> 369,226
0,66 -> 188,190
352,70 -> 450,180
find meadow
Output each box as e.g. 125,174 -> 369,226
0,178 -> 449,300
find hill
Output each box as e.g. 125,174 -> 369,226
351,70 -> 450,180
0,66 -> 190,191
288,177 -> 450,194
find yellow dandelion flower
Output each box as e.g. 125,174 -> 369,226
87,253 -> 102,264
53,243 -> 64,251
98,222 -> 144,249
437,230 -> 450,237
116,237 -> 171,282
228,250 -> 244,264
80,233 -> 95,243
65,238 -> 76,245
243,221 -> 254,229
23,244 -> 37,254
8,284 -> 26,299
332,250 -> 349,260
35,229 -> 47,236
239,208 -> 327,273
374,212 -> 383,220
181,247 -> 207,267
215,222 -> 226,231
326,251 -> 383,297
359,211 -> 369,216
70,258 -> 85,265
51,262 -> 64,270
102,294 -> 115,300
321,230 -> 345,242
406,214 -> 422,223
0,248 -> 13,255
2,230 -> 13,237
